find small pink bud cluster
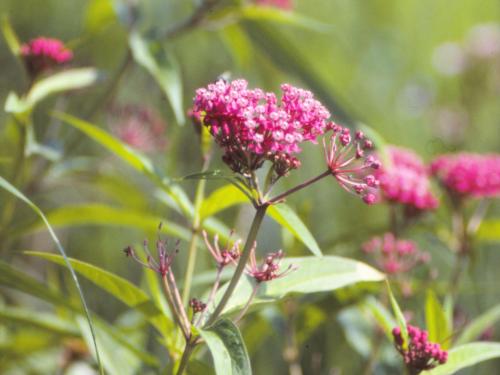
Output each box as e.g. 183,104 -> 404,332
109,104 -> 167,153
362,233 -> 430,274
254,0 -> 293,10
246,248 -> 295,283
124,238 -> 178,277
376,146 -> 438,210
324,127 -> 380,204
203,231 -> 241,269
193,79 -> 331,176
20,37 -> 72,77
392,325 -> 448,373
189,298 -> 207,314
430,153 -> 500,199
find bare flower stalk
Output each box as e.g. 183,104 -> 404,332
162,275 -> 190,339
194,266 -> 223,327
168,269 -> 192,337
234,284 -> 260,324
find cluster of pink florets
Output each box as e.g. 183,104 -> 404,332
108,104 -> 167,153
20,37 -> 72,77
323,127 -> 380,204
392,325 -> 448,373
376,146 -> 438,211
246,248 -> 295,283
430,153 -> 500,199
362,233 -> 430,274
193,79 -> 331,176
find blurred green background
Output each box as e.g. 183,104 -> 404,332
1,0 -> 499,374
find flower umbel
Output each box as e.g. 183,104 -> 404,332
189,298 -> 207,314
202,230 -> 241,269
20,37 -> 73,78
246,246 -> 295,283
362,233 -> 430,274
323,127 -> 380,204
376,146 -> 438,211
392,325 -> 448,374
124,236 -> 179,277
193,79 -> 331,176
430,153 -> 500,199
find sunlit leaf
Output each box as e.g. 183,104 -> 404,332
201,184 -> 249,218
268,203 -> 322,256
129,31 -> 185,125
477,219 -> 500,242
455,304 -> 500,345
424,342 -> 500,375
425,290 -> 451,349
198,318 -> 251,375
0,176 -> 102,373
1,15 -> 21,56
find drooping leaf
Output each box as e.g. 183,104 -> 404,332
198,318 -> 252,375
0,176 -> 102,373
424,342 -> 500,375
425,289 -> 451,349
455,304 -> 500,345
17,203 -> 191,242
6,69 -> 101,114
216,256 -> 384,315
26,251 -> 172,336
129,31 -> 184,125
1,15 -> 21,57
386,280 -> 408,350
268,203 -> 322,256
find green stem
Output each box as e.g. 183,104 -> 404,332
176,339 -> 196,375
206,204 -> 268,326
267,170 -> 331,204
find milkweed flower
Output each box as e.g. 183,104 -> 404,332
189,298 -> 207,314
246,247 -> 295,283
362,233 -> 430,274
20,37 -> 73,78
392,325 -> 448,373
375,146 -> 438,210
193,79 -> 331,176
323,127 -> 380,204
124,237 -> 178,277
254,0 -> 293,10
202,230 -> 241,269
430,153 -> 500,199
108,104 -> 167,153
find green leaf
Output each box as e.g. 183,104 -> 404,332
84,0 -> 117,35
198,318 -> 252,375
129,31 -> 184,125
386,280 -> 408,350
0,306 -> 79,336
6,69 -> 101,114
1,15 -> 21,56
0,175 -> 103,373
268,203 -> 322,256
455,304 -> 500,346
18,203 -> 191,242
26,251 -> 173,336
239,5 -> 332,32
361,296 -> 397,339
477,219 -> 500,242
217,256 -> 384,314
425,290 -> 451,349
182,170 -> 233,181
201,184 -> 249,218
424,342 -> 500,375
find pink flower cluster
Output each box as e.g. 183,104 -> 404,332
254,0 -> 293,10
203,231 -> 241,269
20,37 -> 72,77
108,104 -> 167,153
246,248 -> 295,283
430,153 -> 500,199
362,233 -> 430,274
193,79 -> 331,175
393,325 -> 448,373
323,127 -> 380,204
376,146 -> 438,210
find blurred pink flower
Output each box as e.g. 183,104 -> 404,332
254,0 -> 293,10
362,233 -> 430,275
430,153 -> 500,199
193,79 -> 331,175
324,128 -> 380,204
20,37 -> 72,77
108,104 -> 167,153
375,146 -> 438,210
466,23 -> 500,59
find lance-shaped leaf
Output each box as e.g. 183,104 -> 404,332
386,280 -> 409,350
1,15 -> 21,56
425,289 -> 452,349
198,318 -> 252,375
455,304 -> 500,345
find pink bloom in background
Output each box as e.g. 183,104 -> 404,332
20,37 -> 73,77
376,146 -> 438,210
108,104 -> 167,153
193,79 -> 331,175
254,0 -> 293,10
430,153 -> 500,199
362,233 -> 430,274
323,127 -> 380,204
392,325 -> 448,372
